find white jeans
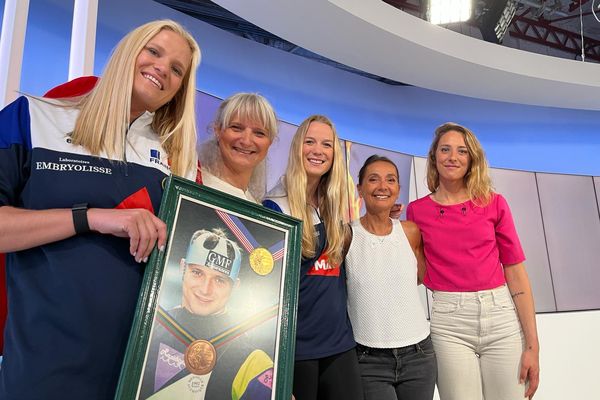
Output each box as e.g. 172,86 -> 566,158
430,285 -> 526,400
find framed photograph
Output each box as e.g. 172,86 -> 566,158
115,176 -> 302,400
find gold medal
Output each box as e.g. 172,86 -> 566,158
184,339 -> 216,375
249,247 -> 274,275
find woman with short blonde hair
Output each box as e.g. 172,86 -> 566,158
199,92 -> 278,201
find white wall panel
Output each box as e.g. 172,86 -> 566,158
265,121 -> 296,193
411,159 -> 430,317
412,156 -> 433,318
537,174 -> 600,311
534,311 -> 600,399
409,157 -> 417,203
195,91 -> 221,147
594,177 -> 600,219
490,168 -> 556,312
412,156 -> 429,200
346,142 -> 412,221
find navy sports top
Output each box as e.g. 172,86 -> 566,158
262,196 -> 355,360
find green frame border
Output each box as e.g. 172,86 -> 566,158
115,176 -> 302,399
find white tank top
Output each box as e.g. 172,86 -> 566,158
346,219 -> 430,348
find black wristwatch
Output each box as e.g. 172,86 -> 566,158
72,203 -> 90,234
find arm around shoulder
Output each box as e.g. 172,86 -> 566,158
400,220 -> 426,284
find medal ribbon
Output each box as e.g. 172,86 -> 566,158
215,209 -> 285,260
156,304 -> 279,349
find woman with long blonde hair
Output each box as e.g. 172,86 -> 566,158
263,115 -> 362,400
407,122 -> 540,400
0,20 -> 200,399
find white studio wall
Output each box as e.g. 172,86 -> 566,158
3,0 -> 600,398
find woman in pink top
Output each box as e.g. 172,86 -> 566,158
406,123 -> 539,400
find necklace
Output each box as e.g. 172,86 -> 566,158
368,231 -> 387,248
360,216 -> 392,246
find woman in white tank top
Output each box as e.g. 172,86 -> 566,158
345,155 -> 437,400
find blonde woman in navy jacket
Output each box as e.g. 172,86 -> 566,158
263,115 -> 362,400
0,20 -> 200,399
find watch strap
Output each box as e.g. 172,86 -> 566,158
72,203 -> 90,234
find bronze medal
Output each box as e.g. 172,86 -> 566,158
249,247 -> 274,275
184,339 -> 217,375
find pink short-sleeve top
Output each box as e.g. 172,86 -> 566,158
406,193 -> 525,292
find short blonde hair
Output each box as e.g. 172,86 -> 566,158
199,93 -> 278,199
285,115 -> 348,265
71,19 -> 201,177
426,122 -> 492,205
212,93 -> 278,141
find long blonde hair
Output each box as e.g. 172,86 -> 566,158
285,115 -> 348,265
199,93 -> 278,199
426,122 -> 493,205
71,19 -> 201,177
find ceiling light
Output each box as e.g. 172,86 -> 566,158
428,0 -> 473,25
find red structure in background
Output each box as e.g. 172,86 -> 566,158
0,76 -> 99,354
383,0 -> 600,61
511,13 -> 600,62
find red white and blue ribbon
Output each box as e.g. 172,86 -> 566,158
215,209 -> 285,260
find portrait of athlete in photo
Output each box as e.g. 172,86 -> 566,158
139,228 -> 276,400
